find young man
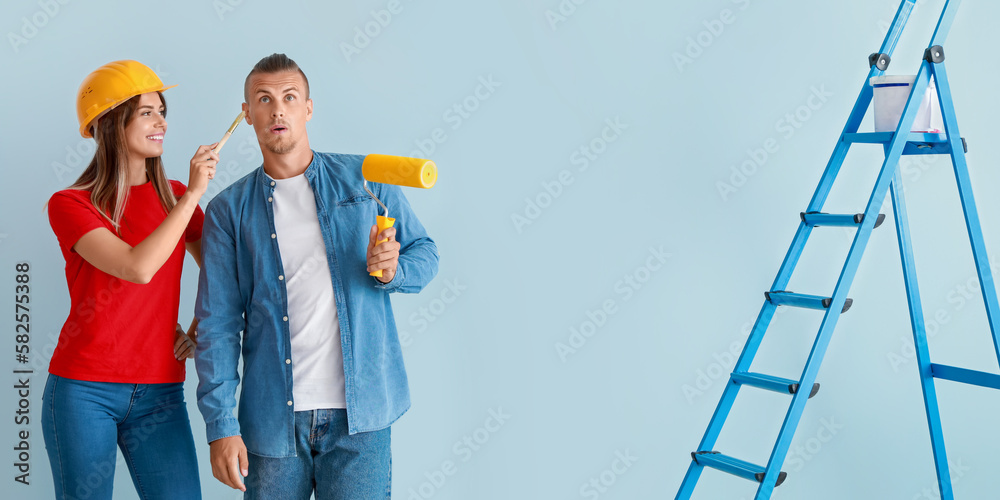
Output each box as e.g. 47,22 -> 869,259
194,53 -> 438,499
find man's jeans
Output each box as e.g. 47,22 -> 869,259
41,374 -> 202,500
246,409 -> 391,500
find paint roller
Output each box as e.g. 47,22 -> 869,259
362,154 -> 437,278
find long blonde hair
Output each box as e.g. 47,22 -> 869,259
69,92 -> 177,233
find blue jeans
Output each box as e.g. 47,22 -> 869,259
41,374 -> 201,500
245,409 -> 391,500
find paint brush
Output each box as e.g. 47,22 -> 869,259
213,111 -> 245,154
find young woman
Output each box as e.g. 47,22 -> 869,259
43,60 -> 217,500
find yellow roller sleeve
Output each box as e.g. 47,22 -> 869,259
370,215 -> 396,278
362,154 -> 437,189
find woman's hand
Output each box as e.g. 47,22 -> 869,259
174,323 -> 197,360
187,143 -> 219,198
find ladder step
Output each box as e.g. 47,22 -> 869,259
800,212 -> 886,228
731,371 -> 821,398
690,451 -> 787,487
765,291 -> 853,313
930,363 -> 1000,390
842,132 -> 967,155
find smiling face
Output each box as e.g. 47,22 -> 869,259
243,70 -> 312,155
122,92 -> 167,163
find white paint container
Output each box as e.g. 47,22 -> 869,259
869,75 -> 939,132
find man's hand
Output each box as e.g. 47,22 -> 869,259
367,224 -> 400,283
210,435 -> 248,491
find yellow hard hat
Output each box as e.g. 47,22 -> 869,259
76,60 -> 177,138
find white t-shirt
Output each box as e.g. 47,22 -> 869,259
271,173 -> 346,411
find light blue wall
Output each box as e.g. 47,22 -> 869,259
2,0 -> 999,498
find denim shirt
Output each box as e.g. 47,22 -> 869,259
194,151 -> 438,458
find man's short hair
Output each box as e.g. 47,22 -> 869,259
244,53 -> 310,103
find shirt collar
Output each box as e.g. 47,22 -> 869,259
258,150 -> 319,187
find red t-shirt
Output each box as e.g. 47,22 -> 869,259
47,180 -> 204,383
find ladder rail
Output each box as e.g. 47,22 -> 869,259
676,2 -> 919,498
675,304 -> 777,499
803,0 -> 916,209
889,168 -> 954,497
933,61 -> 1000,365
930,0 -> 962,48
771,0 -> 917,296
674,2 -> 993,498
754,68 -> 933,496
881,0 -> 918,57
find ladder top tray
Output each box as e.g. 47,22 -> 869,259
843,132 -> 964,155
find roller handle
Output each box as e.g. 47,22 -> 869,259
370,215 -> 396,278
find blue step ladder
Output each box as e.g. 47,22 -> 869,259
676,1 -> 1000,498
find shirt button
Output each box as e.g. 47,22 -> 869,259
271,233 -> 276,239
278,275 -> 284,281
268,197 -> 273,202
270,181 -> 275,186
283,316 -> 288,321
287,401 -> 293,406
286,359 -> 291,364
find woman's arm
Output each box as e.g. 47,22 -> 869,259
73,145 -> 217,284
186,238 -> 203,267
75,193 -> 203,284
174,237 -> 204,359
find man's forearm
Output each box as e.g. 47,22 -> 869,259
195,334 -> 243,443
395,238 -> 439,293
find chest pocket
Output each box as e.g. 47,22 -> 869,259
337,192 -> 373,206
